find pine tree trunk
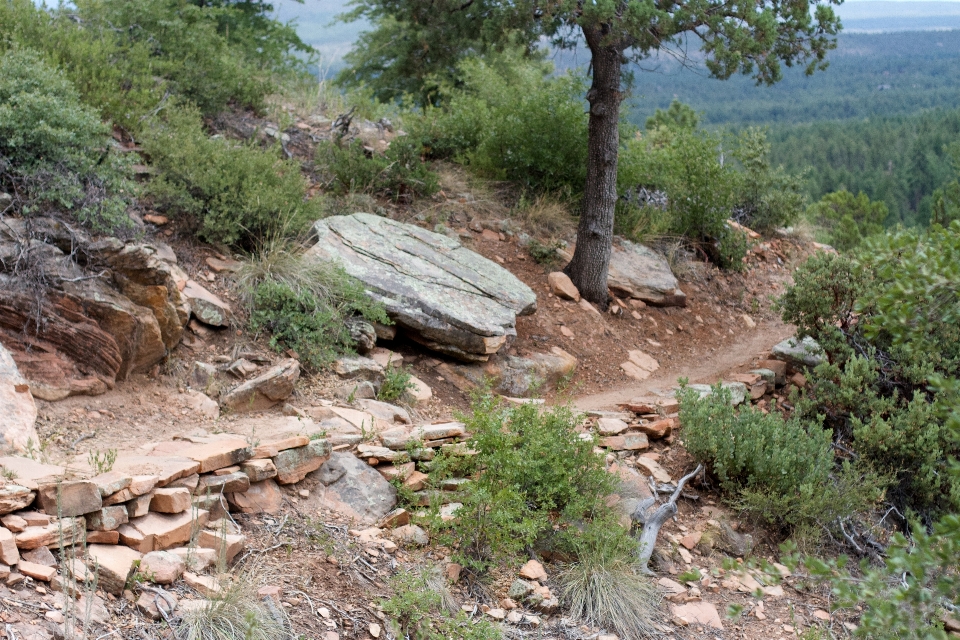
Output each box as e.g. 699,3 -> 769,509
563,29 -> 624,310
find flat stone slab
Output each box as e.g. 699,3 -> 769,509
561,238 -> 685,306
305,214 -> 537,361
111,456 -> 200,487
150,438 -> 252,474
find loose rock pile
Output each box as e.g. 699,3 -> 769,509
0,431 -> 331,599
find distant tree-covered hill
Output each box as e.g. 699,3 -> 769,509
767,109 -> 960,227
625,29 -> 960,127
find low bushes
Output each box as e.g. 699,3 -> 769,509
141,104 -> 319,247
316,136 -> 439,201
237,243 -> 390,370
678,384 -> 883,543
414,52 -> 589,194
429,395 -> 620,571
382,569 -> 501,640
0,49 -> 135,231
806,189 -> 888,251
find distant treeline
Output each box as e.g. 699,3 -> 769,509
768,109 -> 960,227
623,30 -> 960,127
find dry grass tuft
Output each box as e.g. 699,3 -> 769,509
558,559 -> 663,640
512,194 -> 575,239
232,233 -> 333,311
176,561 -> 290,640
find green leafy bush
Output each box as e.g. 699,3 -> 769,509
0,0 -> 305,131
382,569 -> 501,640
415,53 -> 588,193
618,127 -> 739,264
316,136 -> 439,200
141,104 -> 319,247
239,245 -> 390,370
679,383 -> 884,542
807,189 -> 888,252
378,365 -> 415,403
431,395 -> 618,572
806,514 -> 960,640
781,225 -> 960,519
0,49 -> 135,231
731,127 -> 807,232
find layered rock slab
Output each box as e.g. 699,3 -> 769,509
305,214 -> 537,361
560,238 -> 685,306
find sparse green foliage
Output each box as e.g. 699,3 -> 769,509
645,99 -> 699,132
679,383 -> 884,542
239,242 -> 389,370
434,395 -> 616,572
0,0 -> 306,132
87,449 -> 117,475
378,366 -> 415,403
414,52 -> 588,193
0,49 -> 135,231
732,127 -> 807,232
807,189 -> 888,251
141,104 -> 319,247
382,569 -> 502,640
316,136 -> 439,200
526,238 -> 564,265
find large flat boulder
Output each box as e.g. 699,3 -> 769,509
305,214 -> 537,361
560,238 -> 685,306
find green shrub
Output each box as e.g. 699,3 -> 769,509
781,225 -> 960,518
414,52 -> 588,193
731,127 -> 807,233
141,104 -> 319,247
378,365 -> 415,403
0,48 -> 135,231
526,238 -> 564,265
678,383 -> 884,542
382,569 -> 501,640
316,136 -> 439,200
239,245 -> 390,370
618,127 -> 738,264
432,395 -> 616,572
807,189 -> 888,252
0,0 -> 305,131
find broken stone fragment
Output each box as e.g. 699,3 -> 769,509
138,550 -> 185,584
86,505 -> 129,531
150,488 -> 191,514
86,543 -> 142,595
220,359 -> 299,413
198,529 -> 245,563
273,439 -> 331,484
181,280 -> 231,327
151,438 -> 252,474
239,458 -> 277,482
0,484 -> 36,516
226,478 -> 283,514
37,480 -> 102,517
547,272 -> 580,302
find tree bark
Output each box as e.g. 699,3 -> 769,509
563,27 -> 624,310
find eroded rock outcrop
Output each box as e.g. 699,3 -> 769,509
305,214 -> 537,361
0,217 -> 227,398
